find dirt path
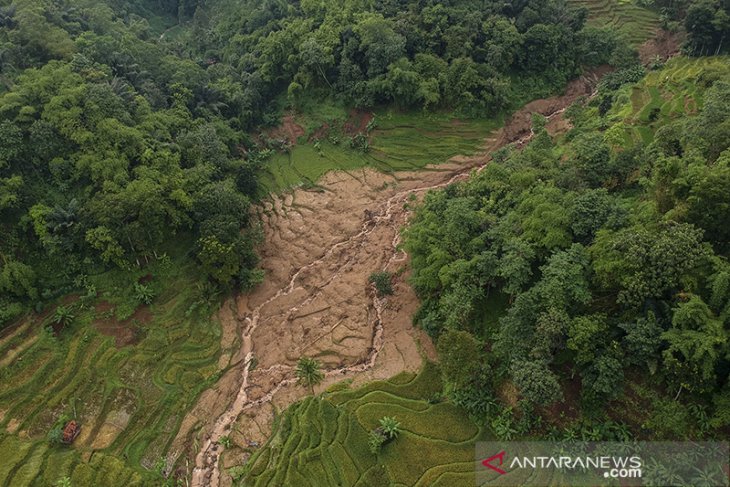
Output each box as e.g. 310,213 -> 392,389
169,69 -> 605,487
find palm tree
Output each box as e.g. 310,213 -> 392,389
55,477 -> 72,487
691,465 -> 723,486
379,416 -> 401,439
295,356 -> 324,395
133,283 -> 155,305
53,306 -> 75,327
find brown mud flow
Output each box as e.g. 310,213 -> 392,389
172,69 -> 606,487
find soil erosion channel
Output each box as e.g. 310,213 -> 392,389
176,71 -> 604,487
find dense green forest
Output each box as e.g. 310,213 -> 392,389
1,0 -> 730,485
405,55 -> 730,438
1,0 -> 728,327
0,0 -> 644,329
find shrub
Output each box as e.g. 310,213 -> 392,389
349,133 -> 369,152
52,305 -> 74,326
644,399 -> 691,439
449,386 -> 498,422
598,65 -> 646,92
133,282 -> 155,305
648,107 -> 661,122
47,426 -> 64,445
510,359 -> 563,406
47,413 -> 71,445
368,429 -> 386,454
368,271 -> 393,296
0,300 -> 23,327
491,407 -> 518,440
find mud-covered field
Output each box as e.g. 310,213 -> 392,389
177,70 -> 606,487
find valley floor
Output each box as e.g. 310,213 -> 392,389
180,71 -> 605,487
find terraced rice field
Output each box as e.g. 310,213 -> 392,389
0,260 -> 223,486
605,56 -> 730,146
258,113 -> 500,194
568,0 -> 659,45
238,363 -> 490,487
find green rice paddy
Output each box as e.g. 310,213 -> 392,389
604,56 -> 730,146
258,111 -> 500,195
237,363 -> 491,487
0,251 -> 223,486
568,0 -> 660,45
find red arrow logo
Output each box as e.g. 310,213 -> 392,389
482,451 -> 507,475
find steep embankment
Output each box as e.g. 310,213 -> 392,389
175,69 -> 607,487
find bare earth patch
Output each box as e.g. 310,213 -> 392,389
343,108 -> 374,136
639,30 -> 682,64
93,302 -> 149,347
264,113 -> 305,146
169,70 -> 606,487
6,417 -> 21,434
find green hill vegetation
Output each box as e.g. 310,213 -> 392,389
0,0 -> 636,331
0,0 -> 643,482
599,56 -> 730,145
403,54 -> 730,440
1,0 -> 730,485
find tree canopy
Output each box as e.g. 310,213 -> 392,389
404,56 -> 730,431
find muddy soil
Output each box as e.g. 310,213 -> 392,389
639,30 -> 682,64
343,108 -> 374,135
170,69 -> 606,487
264,114 -> 305,145
93,302 -> 149,347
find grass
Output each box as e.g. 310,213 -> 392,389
257,110 -> 500,195
602,56 -> 730,147
372,111 -> 500,165
259,144 -> 369,194
238,362 -> 491,487
0,239 -> 223,486
567,0 -> 660,45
